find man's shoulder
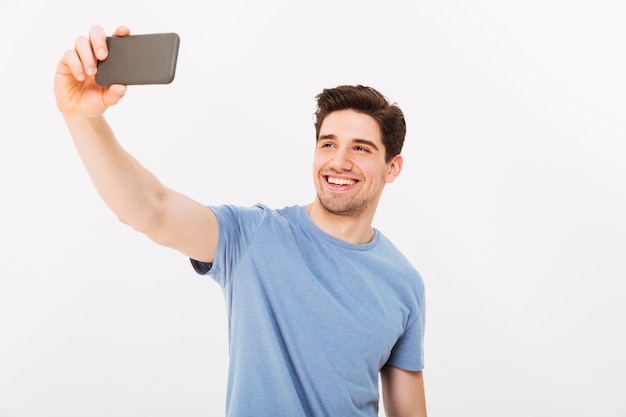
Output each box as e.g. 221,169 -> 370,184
213,203 -> 303,215
211,203 -> 306,231
375,232 -> 424,281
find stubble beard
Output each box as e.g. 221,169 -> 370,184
316,190 -> 371,219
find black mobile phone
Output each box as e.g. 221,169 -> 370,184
95,33 -> 180,86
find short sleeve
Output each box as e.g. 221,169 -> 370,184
190,204 -> 269,287
386,292 -> 426,371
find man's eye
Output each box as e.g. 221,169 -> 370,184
355,146 -> 369,152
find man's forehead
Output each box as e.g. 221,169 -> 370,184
318,110 -> 382,142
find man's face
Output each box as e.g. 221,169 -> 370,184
313,109 -> 401,218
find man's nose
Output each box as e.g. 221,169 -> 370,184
328,147 -> 353,171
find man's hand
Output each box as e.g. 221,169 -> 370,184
54,25 -> 129,118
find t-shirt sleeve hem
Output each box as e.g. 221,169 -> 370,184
385,354 -> 424,372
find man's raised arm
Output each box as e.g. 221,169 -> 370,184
54,25 -> 217,263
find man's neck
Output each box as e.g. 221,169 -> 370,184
306,201 -> 376,245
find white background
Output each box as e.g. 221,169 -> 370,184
1,1 -> 625,416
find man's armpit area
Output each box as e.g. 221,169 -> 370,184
190,258 -> 213,275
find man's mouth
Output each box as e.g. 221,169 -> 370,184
326,176 -> 357,186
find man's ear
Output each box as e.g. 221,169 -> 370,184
384,155 -> 403,183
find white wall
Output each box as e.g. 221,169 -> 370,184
1,1 -> 625,416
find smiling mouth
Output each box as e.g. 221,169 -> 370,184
326,176 -> 357,186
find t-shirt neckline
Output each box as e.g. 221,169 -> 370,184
295,205 -> 380,251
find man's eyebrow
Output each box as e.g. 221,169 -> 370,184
317,135 -> 380,151
353,138 -> 379,151
317,134 -> 336,141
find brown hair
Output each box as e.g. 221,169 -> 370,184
314,85 -> 406,162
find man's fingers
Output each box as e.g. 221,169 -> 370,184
112,26 -> 131,37
103,84 -> 128,107
72,35 -> 96,80
61,27 -> 131,97
88,25 -> 108,61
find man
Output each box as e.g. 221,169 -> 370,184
55,25 -> 427,417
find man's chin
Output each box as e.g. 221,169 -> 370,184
317,196 -> 368,218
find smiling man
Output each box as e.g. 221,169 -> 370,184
311,108 -> 403,241
55,25 -> 427,417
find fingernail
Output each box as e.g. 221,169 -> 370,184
87,66 -> 97,76
97,48 -> 106,59
77,73 -> 85,81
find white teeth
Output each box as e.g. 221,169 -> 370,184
328,177 -> 356,186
